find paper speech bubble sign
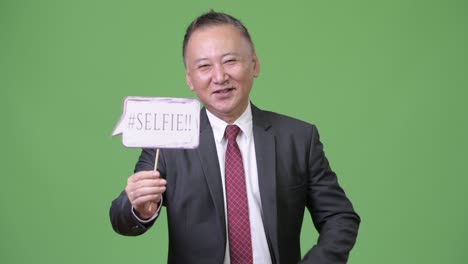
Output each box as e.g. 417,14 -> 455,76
112,97 -> 200,148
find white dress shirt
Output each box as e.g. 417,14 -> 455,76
206,103 -> 272,264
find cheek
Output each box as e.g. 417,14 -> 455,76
231,66 -> 254,81
191,73 -> 211,88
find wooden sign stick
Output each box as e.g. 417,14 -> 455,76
154,148 -> 160,171
146,148 -> 160,213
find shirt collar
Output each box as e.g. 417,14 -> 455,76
206,102 -> 253,143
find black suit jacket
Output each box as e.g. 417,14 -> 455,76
110,104 -> 360,264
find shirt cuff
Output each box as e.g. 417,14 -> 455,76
131,197 -> 163,223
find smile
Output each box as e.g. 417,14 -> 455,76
213,88 -> 235,94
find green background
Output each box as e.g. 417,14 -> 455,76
1,0 -> 467,263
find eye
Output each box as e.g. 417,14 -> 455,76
197,64 -> 211,71
224,58 -> 237,64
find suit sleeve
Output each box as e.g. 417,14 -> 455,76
300,126 -> 360,263
109,148 -> 166,236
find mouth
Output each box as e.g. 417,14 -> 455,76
213,88 -> 235,94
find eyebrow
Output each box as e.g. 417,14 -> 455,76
221,52 -> 240,58
192,52 -> 241,64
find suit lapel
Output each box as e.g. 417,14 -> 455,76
252,105 -> 280,263
196,108 -> 226,243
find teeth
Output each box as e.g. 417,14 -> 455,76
215,88 -> 232,93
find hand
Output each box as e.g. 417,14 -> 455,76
125,170 -> 167,220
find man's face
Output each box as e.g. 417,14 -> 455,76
184,24 -> 260,123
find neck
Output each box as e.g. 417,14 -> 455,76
207,102 -> 249,125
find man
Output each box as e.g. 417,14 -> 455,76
110,10 -> 360,264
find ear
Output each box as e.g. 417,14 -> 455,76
185,71 -> 195,91
252,54 -> 260,78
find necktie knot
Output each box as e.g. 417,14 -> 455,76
225,125 -> 240,142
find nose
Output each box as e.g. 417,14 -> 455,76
212,64 -> 228,84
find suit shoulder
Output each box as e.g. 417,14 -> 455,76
259,109 -> 317,131
254,109 -> 320,142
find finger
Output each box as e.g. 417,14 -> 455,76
126,178 -> 167,193
134,178 -> 166,188
130,186 -> 167,199
127,185 -> 166,202
132,194 -> 163,208
129,170 -> 161,182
